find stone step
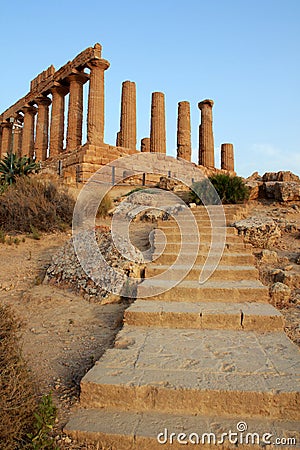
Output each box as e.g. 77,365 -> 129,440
65,408 -> 300,449
158,225 -> 237,235
161,217 -> 238,226
78,327 -> 300,420
154,241 -> 252,253
124,300 -> 284,331
154,233 -> 239,244
137,279 -> 269,302
145,264 -> 259,281
153,251 -> 255,266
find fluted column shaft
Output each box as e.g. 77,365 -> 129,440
87,59 -> 110,145
0,122 -> 13,157
119,80 -> 136,149
22,106 -> 37,158
198,99 -> 215,167
49,85 -> 68,157
66,73 -> 88,152
13,128 -> 23,157
141,137 -> 150,152
35,96 -> 51,161
177,101 -> 191,161
221,143 -> 234,171
150,92 -> 166,153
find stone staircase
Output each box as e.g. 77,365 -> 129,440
65,205 -> 300,449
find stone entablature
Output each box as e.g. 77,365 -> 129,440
0,43 -> 235,182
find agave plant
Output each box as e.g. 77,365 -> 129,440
0,153 -> 40,185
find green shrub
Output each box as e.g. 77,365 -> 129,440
190,175 -> 249,205
0,153 -> 40,186
26,393 -> 58,450
0,177 -> 75,233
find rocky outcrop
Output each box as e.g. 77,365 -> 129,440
245,171 -> 300,202
262,171 -> 299,182
45,227 -> 144,303
233,217 -> 281,248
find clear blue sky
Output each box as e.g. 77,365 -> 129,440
0,0 -> 299,177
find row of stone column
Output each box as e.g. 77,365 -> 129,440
0,58 -> 110,160
116,83 -> 234,171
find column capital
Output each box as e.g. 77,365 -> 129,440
35,95 -> 52,106
65,72 -> 89,85
22,105 -> 38,115
198,99 -> 214,110
1,120 -> 13,129
87,58 -> 110,71
50,83 -> 69,96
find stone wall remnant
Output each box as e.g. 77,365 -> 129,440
177,101 -> 191,161
198,99 -> 215,168
150,92 -> 166,154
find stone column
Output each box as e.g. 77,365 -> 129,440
150,92 -> 166,153
22,106 -> 37,158
116,131 -> 121,147
87,58 -> 110,145
177,101 -> 191,161
198,99 -> 215,167
141,137 -> 150,152
119,80 -> 136,149
221,143 -> 234,171
13,128 -> 23,157
66,73 -> 88,152
35,96 -> 51,161
0,122 -> 13,157
49,84 -> 68,157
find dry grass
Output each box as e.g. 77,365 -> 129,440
0,177 -> 75,233
0,304 -> 36,449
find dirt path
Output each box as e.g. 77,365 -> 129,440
0,233 -> 127,445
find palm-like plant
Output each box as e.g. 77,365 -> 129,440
0,153 -> 40,185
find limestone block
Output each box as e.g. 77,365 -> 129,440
233,217 -> 281,248
270,282 -> 291,308
259,249 -> 278,264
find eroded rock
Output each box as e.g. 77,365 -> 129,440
233,217 -> 281,248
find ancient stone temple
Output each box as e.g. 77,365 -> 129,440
0,43 -> 235,182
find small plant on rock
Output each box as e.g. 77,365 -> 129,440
26,393 -> 58,450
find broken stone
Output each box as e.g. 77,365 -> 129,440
270,282 -> 291,308
233,217 -> 281,248
259,249 -> 278,264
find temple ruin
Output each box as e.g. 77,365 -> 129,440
0,43 -> 235,182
